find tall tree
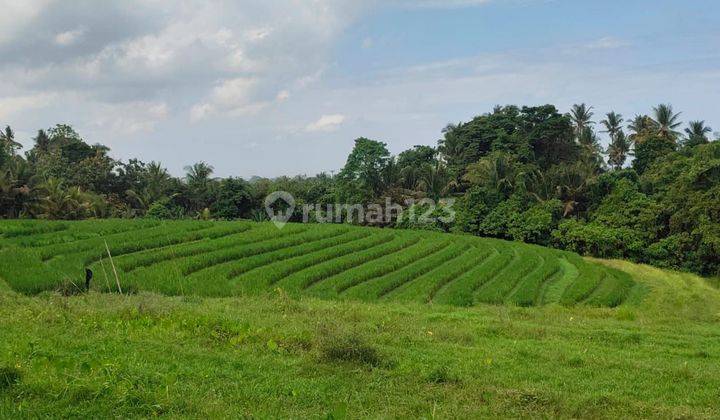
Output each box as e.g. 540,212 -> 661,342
463,152 -> 522,198
627,115 -> 655,139
577,126 -> 604,169
184,162 -> 215,185
522,105 -> 578,169
607,131 -> 632,170
601,112 -> 629,170
601,112 -> 624,140
397,145 -> 438,191
570,103 -> 595,138
651,104 -> 682,141
0,126 -> 22,170
337,137 -> 390,202
183,162 -> 217,214
0,126 -> 22,157
684,120 -> 712,147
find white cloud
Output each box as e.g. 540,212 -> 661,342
0,0 -> 371,120
0,0 -> 56,44
212,78 -> 257,108
0,93 -> 54,120
54,27 -> 85,46
584,36 -> 630,50
90,101 -> 169,134
190,77 -> 269,121
306,114 -> 346,132
190,103 -> 214,123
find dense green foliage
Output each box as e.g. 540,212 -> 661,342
1,258 -> 719,418
0,220 -> 638,308
1,103 -> 718,276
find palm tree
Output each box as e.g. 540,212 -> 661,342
570,104 -> 595,138
0,170 -> 21,218
184,162 -> 215,185
577,126 -> 605,169
184,162 -> 217,214
548,161 -> 595,217
463,153 -> 519,198
599,112 -> 628,170
34,129 -> 51,153
600,112 -> 624,139
0,126 -> 22,156
684,121 -> 712,147
146,161 -> 171,198
607,131 -> 632,170
415,162 -> 451,200
627,114 -> 655,138
651,104 -> 682,141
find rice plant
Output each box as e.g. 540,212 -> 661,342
0,219 -> 640,307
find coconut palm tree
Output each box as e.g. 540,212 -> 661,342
548,161 -> 595,217
184,162 -> 215,185
684,120 -> 712,147
601,112 -> 624,140
184,162 -> 218,214
415,162 -> 451,200
0,170 -> 21,218
35,178 -> 88,220
570,104 -> 595,138
607,131 -> 632,170
577,126 -> 605,169
651,104 -> 682,141
463,153 -> 520,198
0,126 -> 22,156
146,161 -> 171,198
627,114 -> 655,138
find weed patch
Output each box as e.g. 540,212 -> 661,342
317,327 -> 383,367
0,366 -> 22,390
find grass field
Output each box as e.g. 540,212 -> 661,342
0,261 -> 719,417
0,219 -> 639,307
1,220 -> 719,418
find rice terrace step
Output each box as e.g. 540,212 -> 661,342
0,219 -> 638,307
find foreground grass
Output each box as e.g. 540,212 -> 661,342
1,261 -> 720,418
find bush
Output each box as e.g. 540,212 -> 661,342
510,199 -> 562,245
552,219 -> 646,259
146,198 -> 183,219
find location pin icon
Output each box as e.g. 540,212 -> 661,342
264,191 -> 296,229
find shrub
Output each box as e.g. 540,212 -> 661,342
146,198 -> 183,219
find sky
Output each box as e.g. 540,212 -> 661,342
1,0 -> 719,178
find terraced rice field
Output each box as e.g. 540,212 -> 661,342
0,219 -> 640,307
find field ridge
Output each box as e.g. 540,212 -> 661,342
0,220 -> 642,307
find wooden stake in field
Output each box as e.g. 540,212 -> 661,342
104,239 -> 123,294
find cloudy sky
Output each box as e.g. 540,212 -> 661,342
1,0 -> 719,177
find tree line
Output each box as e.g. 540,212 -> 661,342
1,103 -> 718,277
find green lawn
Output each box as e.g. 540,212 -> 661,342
1,259 -> 719,418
